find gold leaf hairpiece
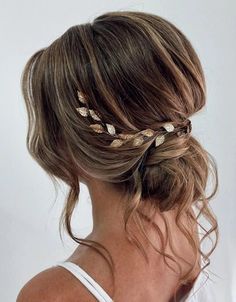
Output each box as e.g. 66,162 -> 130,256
75,89 -> 191,148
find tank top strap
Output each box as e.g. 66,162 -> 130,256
55,261 -> 113,302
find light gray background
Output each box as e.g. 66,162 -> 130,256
0,1 -> 235,301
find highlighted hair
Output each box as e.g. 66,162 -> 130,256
21,11 -> 218,301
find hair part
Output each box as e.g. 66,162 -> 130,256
21,11 -> 218,301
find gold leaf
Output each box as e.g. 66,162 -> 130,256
76,107 -> 89,117
77,90 -> 87,104
133,137 -> 144,147
155,134 -> 165,147
89,124 -> 104,133
163,123 -> 174,132
89,109 -> 101,121
106,123 -> 116,135
118,133 -> 135,140
110,139 -> 123,147
140,129 -> 155,137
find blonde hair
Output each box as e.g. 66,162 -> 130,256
21,11 -> 218,301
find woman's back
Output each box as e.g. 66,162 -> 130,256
53,206 -> 212,301
54,260 -> 214,302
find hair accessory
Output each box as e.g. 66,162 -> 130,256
162,123 -> 174,132
155,134 -> 165,147
75,90 -> 192,149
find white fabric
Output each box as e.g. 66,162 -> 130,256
56,261 -> 113,302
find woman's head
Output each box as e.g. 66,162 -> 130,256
21,11 -> 218,299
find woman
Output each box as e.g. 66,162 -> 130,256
17,11 -> 218,302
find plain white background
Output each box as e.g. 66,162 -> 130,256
0,1 -> 235,301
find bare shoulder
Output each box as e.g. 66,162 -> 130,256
16,265 -> 96,302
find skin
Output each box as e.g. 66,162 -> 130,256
16,172 -> 200,302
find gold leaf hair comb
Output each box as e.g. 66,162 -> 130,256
75,90 -> 192,148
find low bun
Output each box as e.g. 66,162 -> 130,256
140,134 -> 191,208
140,135 -> 211,211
